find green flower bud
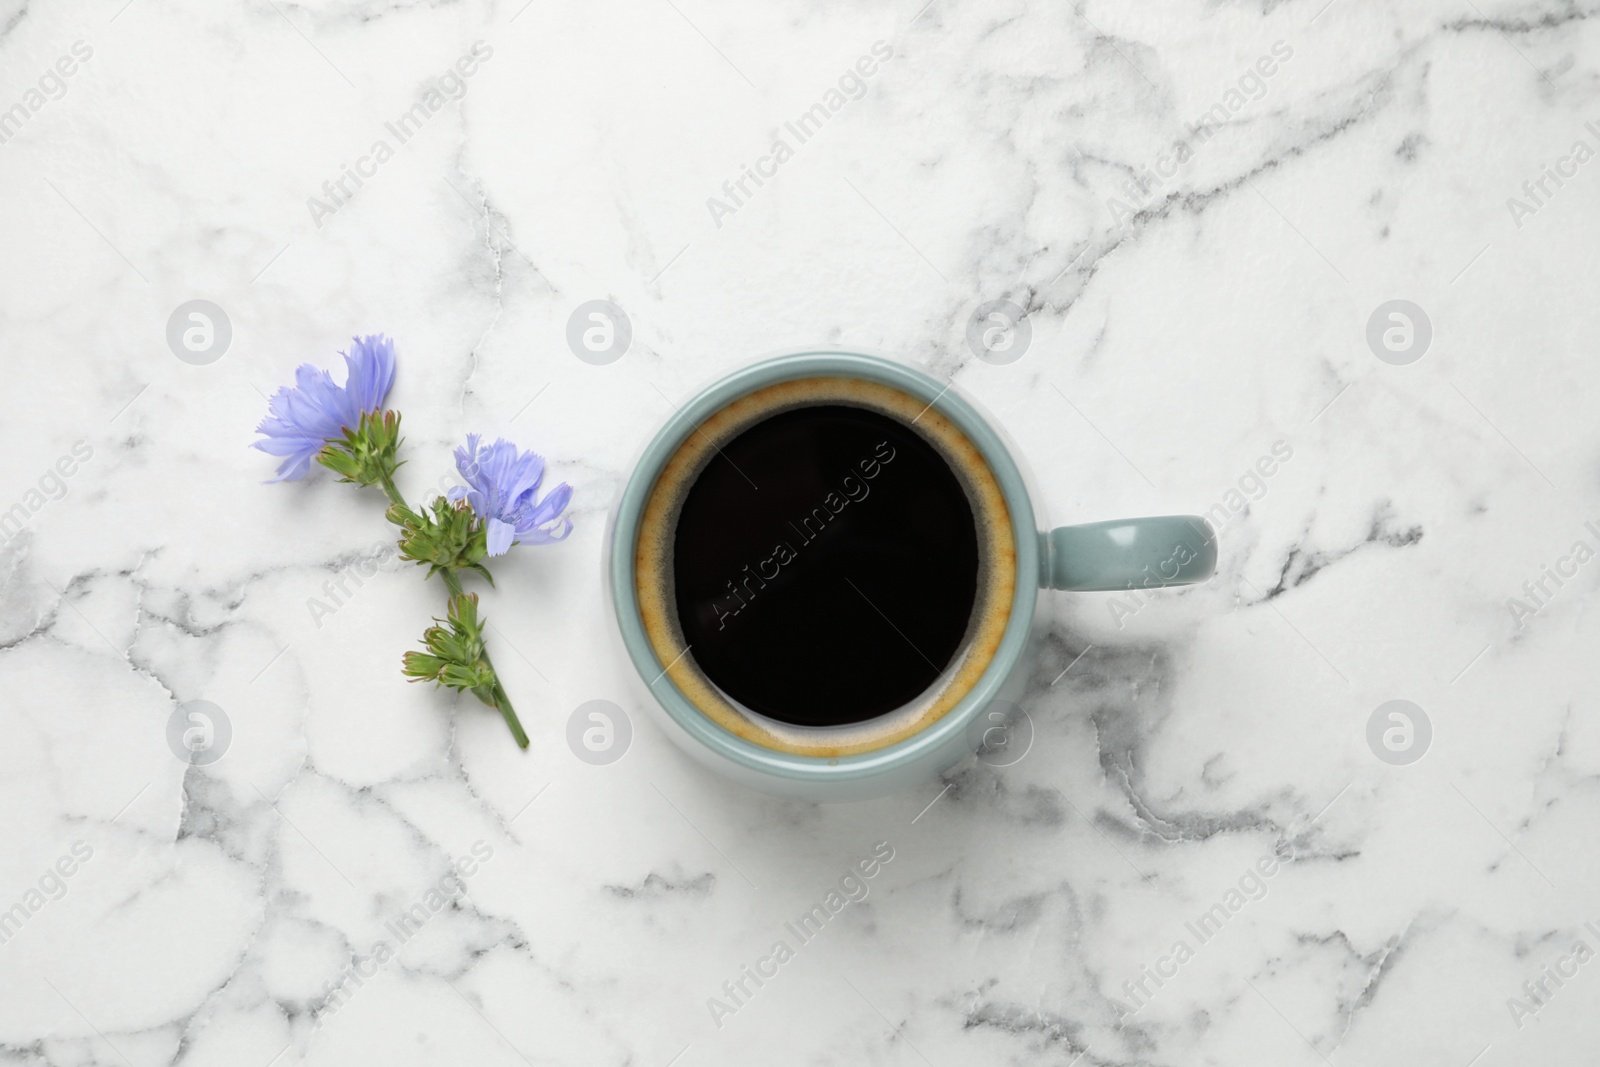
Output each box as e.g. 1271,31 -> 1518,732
401,593 -> 503,711
386,496 -> 493,583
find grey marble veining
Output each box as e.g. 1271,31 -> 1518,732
2,0 -> 1599,1064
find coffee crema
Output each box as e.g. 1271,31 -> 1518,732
634,377 -> 1015,757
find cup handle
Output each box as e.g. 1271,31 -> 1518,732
1045,516 -> 1217,591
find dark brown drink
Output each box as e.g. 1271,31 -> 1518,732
636,377 -> 1015,758
673,404 -> 978,726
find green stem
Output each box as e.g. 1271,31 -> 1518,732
376,465 -> 406,511
440,558 -> 528,749
377,464 -> 529,750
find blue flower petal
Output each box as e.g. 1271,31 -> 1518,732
519,481 -> 572,531
516,517 -> 572,545
485,517 -> 516,556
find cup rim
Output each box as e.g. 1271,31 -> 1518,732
606,349 -> 1041,783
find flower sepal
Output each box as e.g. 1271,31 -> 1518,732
386,496 -> 493,584
318,410 -> 403,488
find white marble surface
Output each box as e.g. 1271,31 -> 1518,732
3,0 -> 1600,1064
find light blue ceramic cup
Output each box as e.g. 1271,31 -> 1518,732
605,350 -> 1215,800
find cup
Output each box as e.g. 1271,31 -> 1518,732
605,350 -> 1215,800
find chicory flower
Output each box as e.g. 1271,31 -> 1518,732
253,334 -> 396,481
448,434 -> 572,556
